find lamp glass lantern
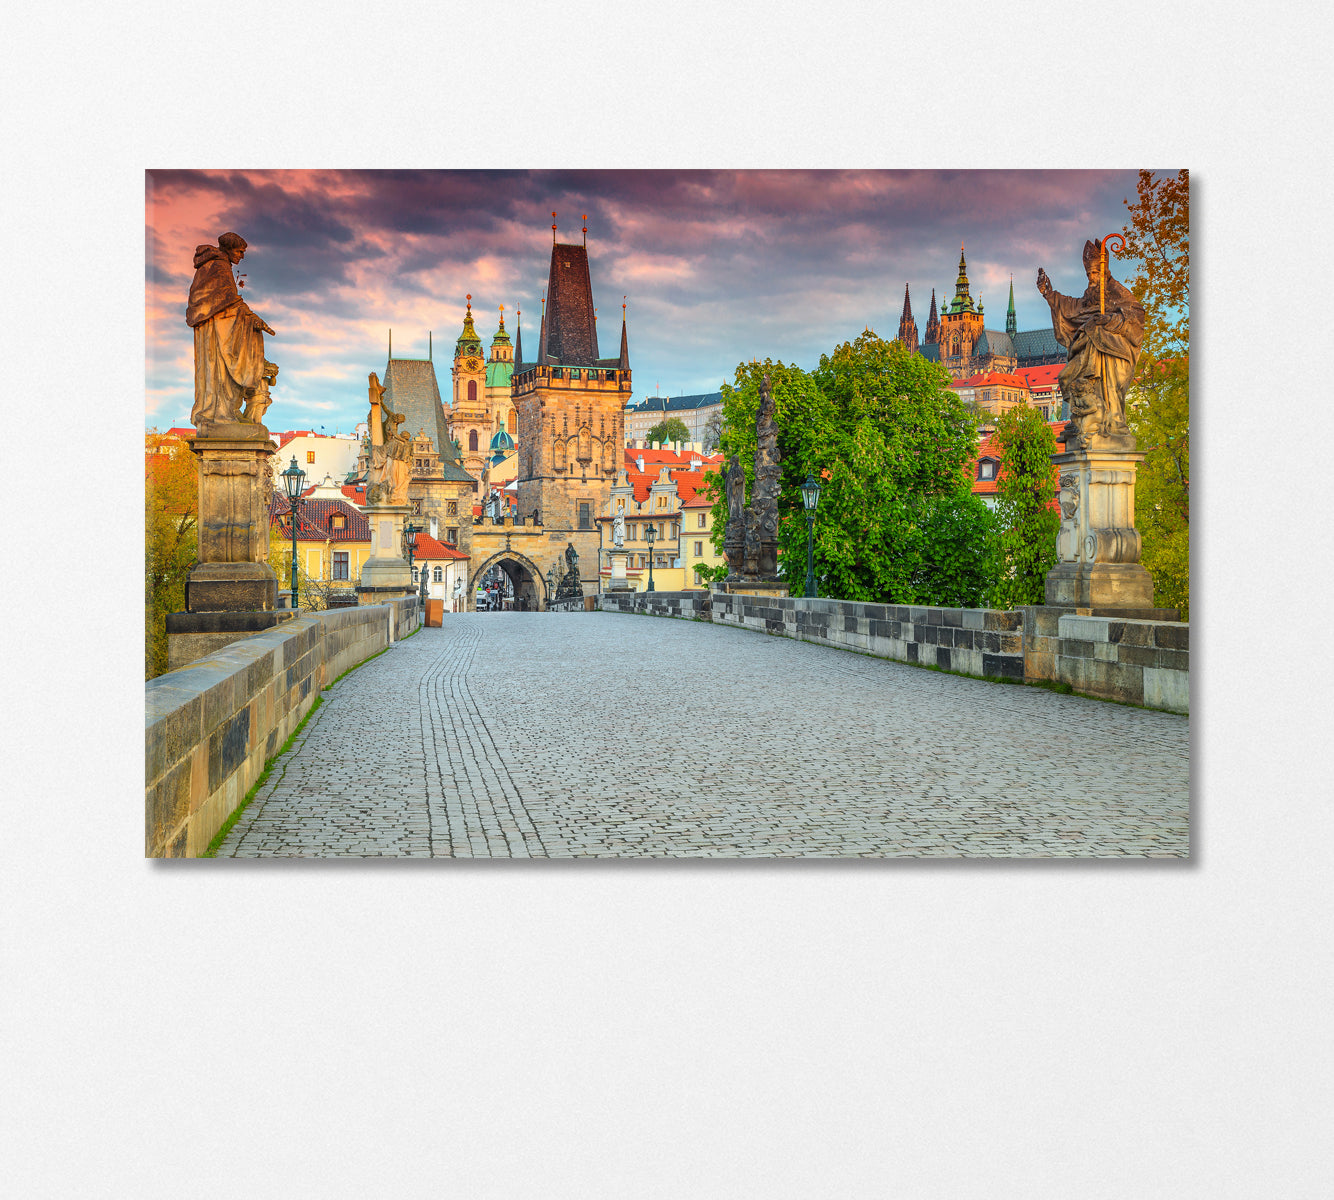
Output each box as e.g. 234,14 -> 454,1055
281,456 -> 306,607
644,520 -> 657,591
801,473 -> 821,599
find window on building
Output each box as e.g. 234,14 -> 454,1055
467,380 -> 477,403
979,460 -> 996,481
694,541 -> 703,557
697,513 -> 707,528
616,498 -> 625,513
579,502 -> 591,530
330,514 -> 346,530
411,567 -> 419,582
656,495 -> 667,510
468,430 -> 478,452
306,451 -> 315,464
446,527 -> 457,544
508,410 -> 516,435
434,566 -> 443,583
447,501 -> 457,517
411,500 -> 421,515
333,552 -> 349,580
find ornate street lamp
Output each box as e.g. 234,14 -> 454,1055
801,473 -> 822,598
281,455 -> 306,609
644,519 -> 657,592
404,519 -> 420,569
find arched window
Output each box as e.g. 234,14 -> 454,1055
467,380 -> 477,403
468,430 -> 478,451
433,566 -> 443,582
508,410 -> 516,435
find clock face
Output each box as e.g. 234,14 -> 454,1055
467,356 -> 481,371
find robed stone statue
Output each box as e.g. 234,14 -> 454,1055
1037,238 -> 1145,450
186,232 -> 277,428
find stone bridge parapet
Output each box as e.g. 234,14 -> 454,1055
145,596 -> 419,857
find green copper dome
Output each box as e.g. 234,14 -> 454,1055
455,299 -> 483,355
489,427 -> 515,453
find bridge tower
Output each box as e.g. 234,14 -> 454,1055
511,217 -> 631,596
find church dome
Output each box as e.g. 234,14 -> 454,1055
489,427 -> 515,453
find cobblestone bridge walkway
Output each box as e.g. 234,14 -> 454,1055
219,612 -> 1190,858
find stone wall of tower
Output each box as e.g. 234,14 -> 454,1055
512,364 -> 629,534
940,309 -> 985,379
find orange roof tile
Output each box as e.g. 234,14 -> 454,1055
412,533 -> 469,561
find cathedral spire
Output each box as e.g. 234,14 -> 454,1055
950,243 -> 974,314
897,283 -> 918,353
514,306 -> 524,370
537,292 -> 548,365
619,297 -> 630,370
1005,275 -> 1017,337
924,287 -> 941,346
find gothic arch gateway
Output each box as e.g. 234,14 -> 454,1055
468,548 -> 548,611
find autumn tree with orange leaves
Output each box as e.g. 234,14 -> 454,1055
145,430 -> 198,678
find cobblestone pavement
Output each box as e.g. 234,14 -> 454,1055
219,613 -> 1190,858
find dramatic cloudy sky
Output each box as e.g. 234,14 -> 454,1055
145,169 -> 1160,434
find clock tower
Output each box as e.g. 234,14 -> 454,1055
450,295 -> 489,490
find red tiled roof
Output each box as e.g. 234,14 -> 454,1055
953,370 -> 1030,390
971,422 -> 1066,501
1014,363 -> 1063,391
340,483 -> 368,507
163,426 -> 196,440
412,533 -> 469,561
270,496 -> 370,542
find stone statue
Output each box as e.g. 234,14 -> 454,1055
565,542 -> 578,572
553,542 -> 584,603
612,513 -> 625,547
722,452 -> 746,578
186,232 -> 276,428
743,374 -> 781,578
365,371 -> 411,505
1037,238 -> 1145,450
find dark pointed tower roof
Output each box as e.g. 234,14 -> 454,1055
514,307 -> 524,371
536,293 -> 548,365
1005,276 -> 1017,337
924,287 -> 941,346
491,305 -> 511,347
541,242 -> 599,366
618,298 -> 630,370
897,284 -> 919,353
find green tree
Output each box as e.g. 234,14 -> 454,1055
709,336 -> 993,606
646,416 -> 691,446
145,431 -> 198,679
990,405 -> 1059,608
268,522 -> 328,611
1121,169 -> 1189,616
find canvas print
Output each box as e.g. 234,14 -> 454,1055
144,169 -> 1189,859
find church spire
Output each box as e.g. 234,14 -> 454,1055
897,283 -> 918,354
619,297 -> 630,370
924,287 -> 941,346
537,292 -> 548,365
514,306 -> 524,370
1005,275 -> 1017,337
949,243 -> 974,314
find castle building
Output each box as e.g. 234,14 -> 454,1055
896,284 -> 918,353
909,245 -> 1066,380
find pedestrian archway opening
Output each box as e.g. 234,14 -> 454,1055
470,550 -> 546,612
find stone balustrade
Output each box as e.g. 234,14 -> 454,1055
597,588 -> 1188,714
145,596 -> 419,858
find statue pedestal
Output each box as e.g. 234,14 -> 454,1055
167,422 -> 285,671
184,423 -> 280,611
356,504 -> 414,602
1045,442 -> 1156,610
606,549 -> 631,591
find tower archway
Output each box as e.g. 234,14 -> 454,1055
469,548 -> 548,612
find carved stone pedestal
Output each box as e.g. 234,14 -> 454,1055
1046,441 -> 1155,610
167,423 -> 285,671
356,504 -> 414,603
606,549 -> 631,591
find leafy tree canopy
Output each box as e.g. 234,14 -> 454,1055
145,431 -> 198,678
646,416 -> 691,446
1122,169 -> 1190,616
990,405 -> 1058,609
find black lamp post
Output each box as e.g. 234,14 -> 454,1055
404,519 -> 420,570
281,456 -> 307,608
801,473 -> 822,598
645,519 -> 657,592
